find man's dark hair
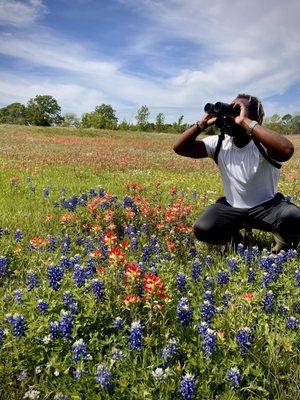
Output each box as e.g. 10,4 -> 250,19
237,93 -> 265,124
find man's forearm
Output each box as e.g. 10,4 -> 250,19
173,124 -> 203,152
241,118 -> 294,162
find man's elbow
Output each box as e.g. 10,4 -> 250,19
280,142 -> 294,162
173,144 -> 182,155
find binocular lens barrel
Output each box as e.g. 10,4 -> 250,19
204,102 -> 240,117
204,103 -> 215,114
214,102 -> 231,115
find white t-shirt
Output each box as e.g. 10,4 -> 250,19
202,134 -> 281,209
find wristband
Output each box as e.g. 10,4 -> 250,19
246,120 -> 258,135
196,121 -> 205,130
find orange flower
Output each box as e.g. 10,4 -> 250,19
108,246 -> 125,265
242,292 -> 255,302
10,176 -> 20,186
143,273 -> 167,298
124,294 -> 141,305
125,263 -> 141,278
13,245 -> 22,253
30,237 -> 50,249
45,214 -> 53,221
60,213 -> 76,223
167,240 -> 176,251
104,230 -> 117,247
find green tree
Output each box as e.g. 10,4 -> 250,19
135,105 -> 150,130
62,113 -> 80,128
95,104 -> 118,125
155,113 -> 165,132
81,104 -> 118,130
26,95 -> 62,126
0,102 -> 27,125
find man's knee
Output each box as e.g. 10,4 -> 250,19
278,206 -> 300,233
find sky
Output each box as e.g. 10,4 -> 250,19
0,0 -> 299,123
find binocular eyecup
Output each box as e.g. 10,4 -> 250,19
204,102 -> 239,117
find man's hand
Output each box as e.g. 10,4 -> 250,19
230,98 -> 250,126
198,113 -> 217,129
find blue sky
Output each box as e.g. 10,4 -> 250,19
0,0 -> 299,123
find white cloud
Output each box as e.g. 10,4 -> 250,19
0,0 -> 47,27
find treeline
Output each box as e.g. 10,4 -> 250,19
1,94 -> 299,135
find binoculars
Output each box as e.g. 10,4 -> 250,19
204,102 -> 240,117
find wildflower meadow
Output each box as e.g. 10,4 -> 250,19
0,125 -> 299,400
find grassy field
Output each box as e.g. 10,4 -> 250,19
0,124 -> 299,400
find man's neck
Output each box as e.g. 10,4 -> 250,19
233,134 -> 252,148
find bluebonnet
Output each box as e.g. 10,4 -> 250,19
12,289 -> 23,303
85,237 -> 94,254
295,268 -> 300,286
189,247 -> 197,258
237,243 -> 244,256
85,257 -> 96,279
49,321 -> 60,339
222,291 -> 233,307
95,364 -> 113,391
152,367 -> 168,381
14,229 -> 23,242
205,255 -> 214,265
150,235 -> 159,246
61,235 -> 71,255
62,292 -> 75,308
142,244 -> 151,261
176,273 -> 187,293
111,348 -> 126,361
262,291 -> 276,314
286,316 -> 299,329
90,279 -> 105,301
201,300 -> 216,323
179,373 -> 197,400
73,367 -> 86,379
89,188 -> 97,198
129,320 -> 143,351
227,258 -> 239,273
236,327 -> 254,356
6,314 -> 27,338
247,267 -> 255,283
227,367 -> 241,391
53,394 -> 69,400
72,339 -> 91,363
48,264 -> 64,290
278,304 -> 289,314
65,256 -> 75,270
113,317 -> 124,330
37,300 -> 48,313
177,298 -> 193,326
131,236 -> 138,252
0,256 -> 8,276
191,260 -> 201,283
46,235 -> 58,252
0,327 -> 6,346
199,326 -> 217,357
204,275 -> 214,290
27,270 -> 39,291
17,370 -> 28,381
76,236 -> 85,246
161,337 -> 179,364
141,223 -> 148,234
43,187 -> 50,197
217,270 -> 230,286
203,291 -> 215,304
73,265 -> 86,287
59,312 -> 73,339
124,195 -> 133,207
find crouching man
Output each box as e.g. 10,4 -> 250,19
173,94 -> 300,252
